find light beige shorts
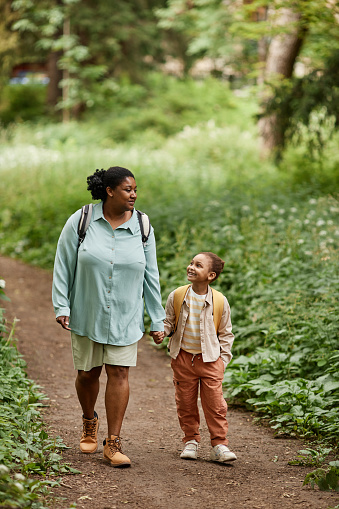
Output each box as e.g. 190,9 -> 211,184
71,332 -> 138,371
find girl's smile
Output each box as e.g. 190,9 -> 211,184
187,254 -> 215,284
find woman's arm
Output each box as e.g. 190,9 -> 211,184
142,227 -> 166,331
52,211 -> 80,319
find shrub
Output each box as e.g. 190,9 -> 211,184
0,84 -> 47,125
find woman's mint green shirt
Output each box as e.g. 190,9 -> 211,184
52,204 -> 165,345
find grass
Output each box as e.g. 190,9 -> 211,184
0,73 -> 338,490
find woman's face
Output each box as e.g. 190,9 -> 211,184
107,177 -> 137,211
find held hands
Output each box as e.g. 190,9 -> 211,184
56,316 -> 71,331
150,331 -> 165,344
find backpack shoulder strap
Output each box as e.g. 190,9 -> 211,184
211,288 -> 224,334
173,284 -> 190,331
77,204 -> 93,248
136,210 -> 151,245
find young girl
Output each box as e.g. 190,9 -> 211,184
154,252 -> 236,462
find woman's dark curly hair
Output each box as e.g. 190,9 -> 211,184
198,252 -> 225,282
87,166 -> 135,201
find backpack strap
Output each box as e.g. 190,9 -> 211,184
72,204 -> 93,289
77,204 -> 93,249
172,285 -> 224,335
173,284 -> 190,331
136,210 -> 151,245
211,288 -> 224,333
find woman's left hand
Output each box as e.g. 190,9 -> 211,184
56,315 -> 71,331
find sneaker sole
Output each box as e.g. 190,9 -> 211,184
210,456 -> 237,463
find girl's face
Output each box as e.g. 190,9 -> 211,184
187,254 -> 215,283
107,177 -> 137,211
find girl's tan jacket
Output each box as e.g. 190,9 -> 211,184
164,285 -> 235,368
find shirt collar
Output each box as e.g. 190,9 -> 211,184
93,202 -> 138,234
183,284 -> 213,305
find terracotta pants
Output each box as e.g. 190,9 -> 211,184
171,349 -> 228,446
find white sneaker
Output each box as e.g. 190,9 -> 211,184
180,440 -> 199,460
210,444 -> 237,463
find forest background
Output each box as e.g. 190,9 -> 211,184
0,0 -> 338,505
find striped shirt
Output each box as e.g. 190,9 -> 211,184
181,287 -> 206,354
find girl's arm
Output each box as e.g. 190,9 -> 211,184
218,297 -> 235,368
164,291 -> 176,338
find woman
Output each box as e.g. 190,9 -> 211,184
52,166 -> 165,468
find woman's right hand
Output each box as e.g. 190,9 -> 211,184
150,331 -> 165,344
56,316 -> 71,331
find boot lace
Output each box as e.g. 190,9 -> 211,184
82,418 -> 97,439
107,437 -> 122,455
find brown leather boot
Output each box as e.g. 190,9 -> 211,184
103,435 -> 131,468
80,412 -> 99,453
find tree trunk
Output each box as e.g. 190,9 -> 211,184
259,8 -> 306,153
256,6 -> 269,86
46,51 -> 62,110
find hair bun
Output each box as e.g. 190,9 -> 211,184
87,169 -> 106,200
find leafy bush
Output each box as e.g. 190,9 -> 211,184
263,49 -> 339,155
0,84 -> 47,125
303,462 -> 339,491
84,73 -> 252,145
0,285 -> 78,508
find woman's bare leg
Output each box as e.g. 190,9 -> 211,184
105,365 -> 130,437
75,366 -> 102,418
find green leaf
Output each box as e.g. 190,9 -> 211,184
322,381 -> 339,393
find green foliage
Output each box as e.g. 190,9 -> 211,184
10,0 -> 168,114
0,0 -> 21,90
278,133 -> 339,193
0,465 -> 59,508
0,83 -> 47,125
157,0 -> 235,59
303,462 -> 339,491
219,193 -> 339,443
0,288 -> 79,508
157,0 -> 339,154
262,50 -> 339,154
89,73 -> 242,144
157,0 -> 339,74
288,447 -> 333,467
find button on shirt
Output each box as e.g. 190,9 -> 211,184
52,204 -> 165,345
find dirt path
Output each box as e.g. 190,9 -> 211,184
1,256 -> 338,509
